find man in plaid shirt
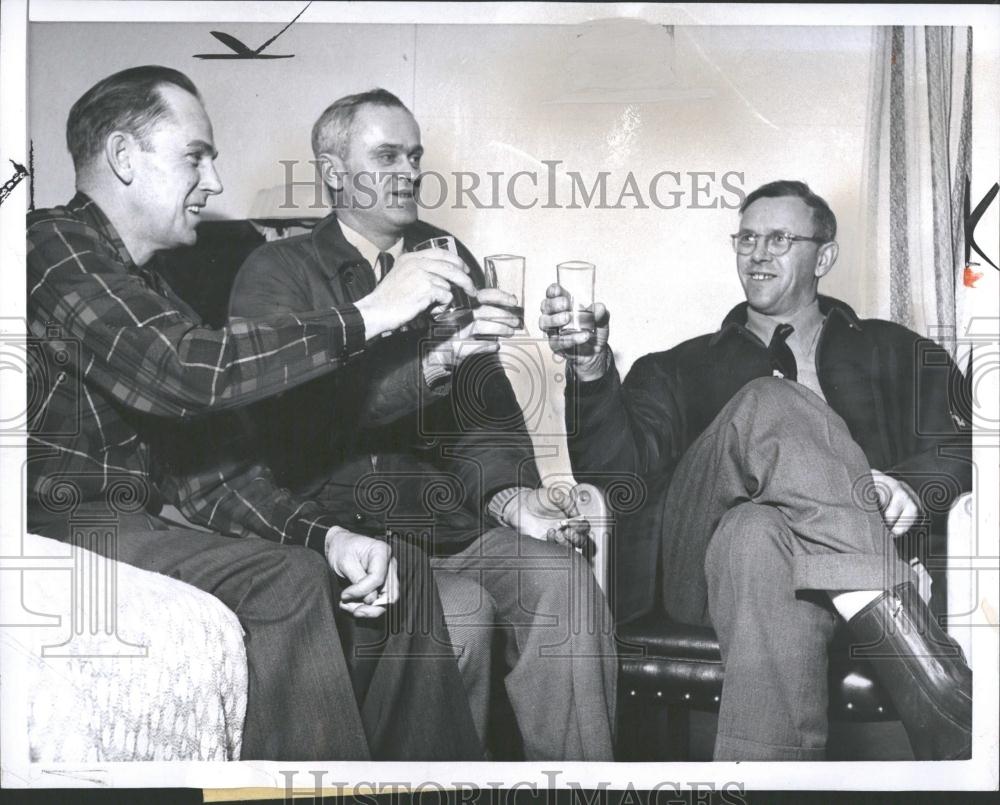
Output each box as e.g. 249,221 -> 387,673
26,65 -> 482,760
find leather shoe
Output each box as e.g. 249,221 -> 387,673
847,582 -> 972,760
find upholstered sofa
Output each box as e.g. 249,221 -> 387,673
4,532 -> 247,763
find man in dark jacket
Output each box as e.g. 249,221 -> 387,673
217,89 -> 617,760
541,180 -> 972,761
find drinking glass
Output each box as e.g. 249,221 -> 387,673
556,260 -> 596,333
484,254 -> 526,331
413,235 -> 473,329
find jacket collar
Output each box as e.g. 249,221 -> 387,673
309,211 -> 368,280
309,210 -> 426,280
709,294 -> 864,347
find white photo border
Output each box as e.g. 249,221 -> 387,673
1,0 -> 997,795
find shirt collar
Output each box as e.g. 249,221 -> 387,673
68,191 -> 137,269
338,219 -> 404,273
744,299 -> 825,346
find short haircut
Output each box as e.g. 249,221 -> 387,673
66,65 -> 200,172
739,180 -> 837,242
311,88 -> 409,160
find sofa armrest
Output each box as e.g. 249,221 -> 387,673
945,492 -> 976,660
6,533 -> 248,763
573,482 -> 610,592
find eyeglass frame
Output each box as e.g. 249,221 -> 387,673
730,230 -> 830,257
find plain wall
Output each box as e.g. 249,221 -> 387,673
28,20 -> 878,475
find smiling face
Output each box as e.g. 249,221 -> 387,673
328,104 -> 422,244
127,84 -> 222,260
736,195 -> 837,318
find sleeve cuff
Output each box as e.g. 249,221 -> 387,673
486,486 -> 525,524
286,512 -> 345,554
336,303 -> 367,355
422,354 -> 453,392
568,355 -> 618,398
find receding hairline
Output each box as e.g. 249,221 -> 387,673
150,81 -> 210,121
311,91 -> 412,159
67,66 -> 205,172
348,104 -> 418,144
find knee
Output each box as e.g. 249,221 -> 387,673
267,544 -> 330,587
725,377 -> 802,421
728,377 -> 832,433
742,376 -> 804,403
431,573 -> 496,676
244,544 -> 332,612
438,573 -> 497,623
706,502 -> 790,579
516,539 -> 595,607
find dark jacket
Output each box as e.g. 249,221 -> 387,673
567,295 -> 972,622
228,212 -> 539,551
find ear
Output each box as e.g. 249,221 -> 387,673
814,241 -> 839,279
105,131 -> 136,185
317,152 -> 347,193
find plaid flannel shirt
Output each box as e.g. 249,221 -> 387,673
27,193 -> 367,549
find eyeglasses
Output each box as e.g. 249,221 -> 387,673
730,231 -> 828,257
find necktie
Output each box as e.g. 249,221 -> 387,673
376,251 -> 395,280
768,323 -> 798,381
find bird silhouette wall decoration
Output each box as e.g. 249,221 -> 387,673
194,1 -> 311,60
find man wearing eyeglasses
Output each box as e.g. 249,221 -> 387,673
541,179 -> 972,761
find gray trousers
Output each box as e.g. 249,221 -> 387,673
432,570 -> 497,744
433,527 -> 618,761
660,378 -> 916,760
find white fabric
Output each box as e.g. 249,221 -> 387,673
5,533 -> 247,762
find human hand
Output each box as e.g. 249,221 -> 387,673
538,283 -> 610,382
471,287 -> 522,336
325,526 -> 399,618
499,487 -> 592,548
423,288 -> 521,376
870,469 -> 921,536
355,249 -> 478,340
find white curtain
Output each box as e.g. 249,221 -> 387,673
859,26 -> 973,359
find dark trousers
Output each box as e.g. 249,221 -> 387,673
33,506 -> 482,761
659,378 -> 915,760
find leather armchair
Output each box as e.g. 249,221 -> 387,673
575,485 -> 974,761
